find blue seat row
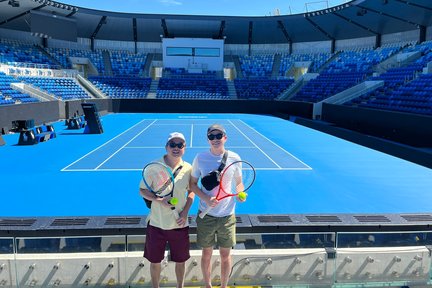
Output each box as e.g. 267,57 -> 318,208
234,78 -> 294,100
19,76 -> 90,100
157,78 -> 229,100
89,76 -> 152,98
0,72 -> 39,105
110,51 -> 147,76
239,54 -> 274,78
279,52 -> 332,76
0,40 -> 59,69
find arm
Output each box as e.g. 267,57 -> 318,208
177,189 -> 195,226
189,176 -> 218,207
139,188 -> 173,207
235,167 -> 246,202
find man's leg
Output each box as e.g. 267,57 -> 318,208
201,247 -> 214,288
175,262 -> 186,288
150,262 -> 161,288
219,247 -> 232,288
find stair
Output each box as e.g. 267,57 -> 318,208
277,73 -> 319,100
147,79 -> 159,99
271,53 -> 282,78
76,74 -> 107,99
232,55 -> 244,79
277,78 -> 304,100
36,45 -> 63,68
317,51 -> 341,73
10,82 -> 57,102
142,53 -> 154,77
102,50 -> 113,76
226,80 -> 238,99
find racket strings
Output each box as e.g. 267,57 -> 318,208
220,163 -> 242,195
240,168 -> 255,191
156,178 -> 174,195
144,168 -> 173,196
225,163 -> 255,195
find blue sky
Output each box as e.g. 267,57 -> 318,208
61,0 -> 349,16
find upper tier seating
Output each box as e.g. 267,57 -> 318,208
89,76 -> 152,98
291,47 -> 400,103
110,51 -> 146,76
234,78 -> 294,100
46,47 -> 105,73
0,40 -> 59,69
239,55 -> 274,78
157,77 -> 229,100
279,52 -> 332,76
45,47 -> 72,69
163,68 -> 217,79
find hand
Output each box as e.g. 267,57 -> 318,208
160,198 -> 175,208
176,210 -> 187,227
205,196 -> 218,208
237,191 -> 247,202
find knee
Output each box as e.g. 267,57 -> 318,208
201,253 -> 212,262
221,255 -> 230,263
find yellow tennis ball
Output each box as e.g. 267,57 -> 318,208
170,197 -> 178,205
238,191 -> 247,201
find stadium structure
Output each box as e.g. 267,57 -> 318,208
0,0 -> 432,287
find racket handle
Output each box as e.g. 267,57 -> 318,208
171,208 -> 180,220
199,206 -> 212,219
169,197 -> 179,220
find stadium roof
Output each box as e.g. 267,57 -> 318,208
0,0 -> 431,44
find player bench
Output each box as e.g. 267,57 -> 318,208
67,115 -> 87,129
17,124 -> 56,145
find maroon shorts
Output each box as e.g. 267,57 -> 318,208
144,224 -> 190,263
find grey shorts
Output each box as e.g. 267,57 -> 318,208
196,213 -> 236,248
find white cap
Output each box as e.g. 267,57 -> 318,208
167,132 -> 186,143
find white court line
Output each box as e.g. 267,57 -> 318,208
190,124 -> 194,147
94,119 -> 157,170
228,119 -> 283,169
62,167 -> 310,172
61,119 -> 151,171
123,146 -> 257,149
123,146 -> 168,149
178,115 -> 209,119
149,123 -> 192,125
239,119 -> 312,169
63,118 -> 311,172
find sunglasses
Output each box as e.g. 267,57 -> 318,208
168,142 -> 185,149
207,133 -> 224,140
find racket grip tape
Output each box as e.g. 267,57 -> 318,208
199,206 -> 212,219
169,197 -> 179,219
171,208 -> 180,220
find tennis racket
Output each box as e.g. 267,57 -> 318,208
142,162 -> 179,219
199,160 -> 255,219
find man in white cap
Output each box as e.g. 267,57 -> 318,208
190,124 -> 244,288
139,132 -> 194,288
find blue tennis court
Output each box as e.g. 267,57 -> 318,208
1,113 -> 431,217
